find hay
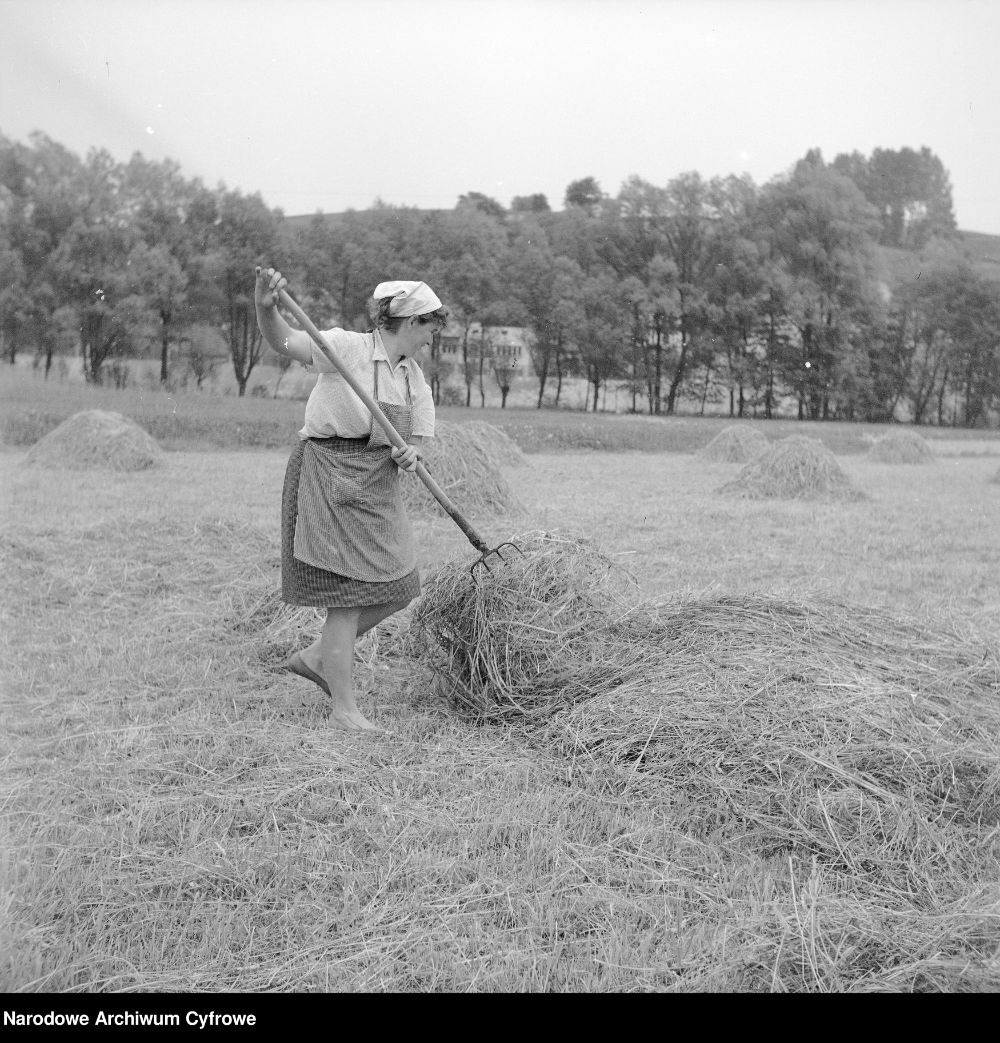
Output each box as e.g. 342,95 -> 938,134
700,425 -> 770,463
402,420 -> 522,517
22,409 -> 163,472
719,435 -> 865,500
867,429 -> 934,464
411,532 -> 642,719
460,421 -> 527,467
410,531 -> 1000,875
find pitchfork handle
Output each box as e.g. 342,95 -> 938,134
276,287 -> 491,556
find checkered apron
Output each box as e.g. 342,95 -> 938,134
281,349 -> 420,607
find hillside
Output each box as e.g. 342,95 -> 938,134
876,229 -> 1000,290
956,229 -> 1000,283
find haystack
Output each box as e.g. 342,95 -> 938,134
460,421 -> 527,467
699,424 -> 769,463
402,420 -> 522,518
410,532 -> 1000,871
867,429 -> 934,464
719,435 -> 864,500
23,410 -> 163,471
411,532 -> 640,718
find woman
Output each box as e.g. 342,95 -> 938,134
254,266 -> 446,732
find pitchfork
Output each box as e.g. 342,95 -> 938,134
276,284 -> 524,579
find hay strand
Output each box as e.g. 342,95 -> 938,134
23,409 -> 163,472
719,435 -> 865,500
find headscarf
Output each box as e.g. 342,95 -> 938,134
372,280 -> 443,317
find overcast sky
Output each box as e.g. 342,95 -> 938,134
2,0 -> 998,233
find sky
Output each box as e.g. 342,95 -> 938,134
2,0 -> 999,233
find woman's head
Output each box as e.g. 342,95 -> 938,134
370,280 -> 448,334
371,298 -> 449,334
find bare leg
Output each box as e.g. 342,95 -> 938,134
317,606 -> 381,731
358,598 -> 413,637
299,599 -> 411,673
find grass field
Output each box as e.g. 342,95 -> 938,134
2,369 -> 1000,992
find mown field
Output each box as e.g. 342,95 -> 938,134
2,369 -> 1000,992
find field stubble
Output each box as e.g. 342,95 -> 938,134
2,431 -> 1000,992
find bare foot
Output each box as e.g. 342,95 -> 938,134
299,647 -> 324,675
286,651 -> 330,695
329,708 -> 384,733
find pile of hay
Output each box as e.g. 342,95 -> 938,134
699,424 -> 769,463
23,410 -> 163,471
410,531 -> 1000,871
402,420 -> 522,518
460,421 -> 527,467
411,532 -> 642,719
719,435 -> 864,500
867,429 -> 934,464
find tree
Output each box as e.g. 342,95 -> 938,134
211,188 -> 283,396
424,207 -> 505,406
457,191 -> 506,221
48,210 -> 151,383
574,271 -> 628,411
548,259 -> 585,407
473,297 -> 522,407
843,302 -> 906,423
947,275 -> 1000,427
642,255 -> 678,414
505,212 -> 587,408
272,351 -> 294,398
618,274 -> 649,413
121,155 -> 221,377
605,175 -> 669,281
599,177 -> 678,414
564,177 -> 604,215
183,325 -> 222,390
659,172 -> 718,415
759,160 -> 881,420
548,203 -> 604,276
832,146 -> 957,248
0,239 -> 27,364
887,271 -> 951,425
510,193 -> 550,213
506,220 -> 557,405
0,132 -> 85,363
125,241 -> 187,383
489,346 -> 520,407
705,175 -> 768,417
10,133 -> 86,275
47,305 -> 79,378
906,263 -> 1000,427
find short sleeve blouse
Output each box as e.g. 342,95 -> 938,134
298,328 -> 435,441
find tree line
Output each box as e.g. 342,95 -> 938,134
2,130 -> 998,424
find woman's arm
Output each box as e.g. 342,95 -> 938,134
254,267 -> 313,364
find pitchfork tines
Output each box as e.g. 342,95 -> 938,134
471,540 -> 526,580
